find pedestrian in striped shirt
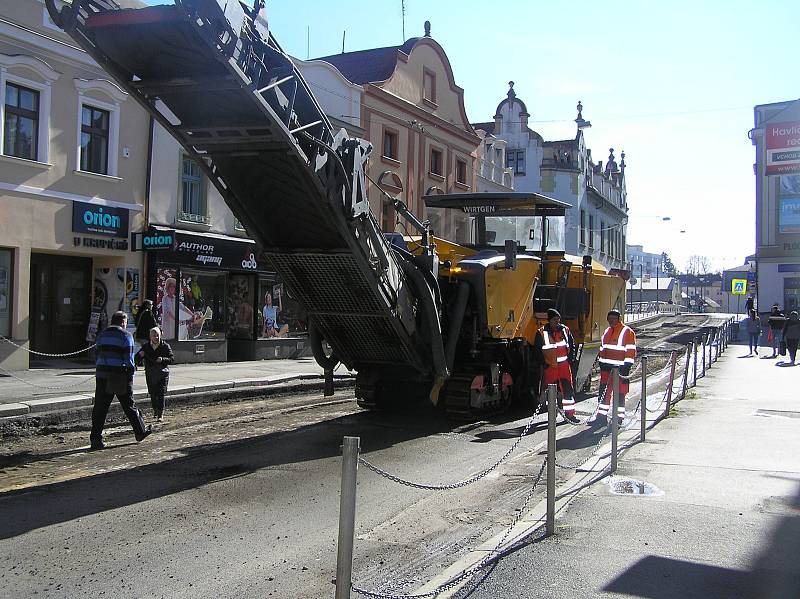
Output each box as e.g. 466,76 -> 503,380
90,311 -> 151,450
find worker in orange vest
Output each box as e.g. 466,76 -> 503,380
534,308 -> 579,424
589,308 -> 637,426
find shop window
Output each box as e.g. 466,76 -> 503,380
227,274 -> 255,339
430,148 -> 443,177
4,83 -> 39,160
0,248 -> 11,337
80,104 -> 109,174
258,278 -> 306,339
178,271 -> 225,341
180,156 -> 209,223
155,268 -> 178,340
456,158 -> 468,186
383,129 -> 398,160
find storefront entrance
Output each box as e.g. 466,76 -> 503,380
29,253 -> 92,358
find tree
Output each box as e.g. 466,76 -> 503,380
661,252 -> 677,277
685,255 -> 710,275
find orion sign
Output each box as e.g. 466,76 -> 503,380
72,201 -> 129,238
131,229 -> 176,251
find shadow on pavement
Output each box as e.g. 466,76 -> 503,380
603,555 -> 758,598
0,401 -> 539,540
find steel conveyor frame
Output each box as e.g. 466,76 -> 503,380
46,0 -> 446,382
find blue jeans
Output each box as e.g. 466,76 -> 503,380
770,329 -> 783,354
748,333 -> 759,353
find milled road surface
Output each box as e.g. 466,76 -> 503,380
0,389 -> 613,599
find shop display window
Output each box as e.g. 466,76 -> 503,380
178,270 -> 226,341
155,267 -> 177,340
0,248 -> 12,337
258,277 -> 306,339
227,274 -> 255,339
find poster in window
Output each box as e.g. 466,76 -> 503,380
155,268 -> 177,340
780,175 -> 800,196
178,271 -> 225,341
92,268 -> 125,335
779,198 -> 800,234
227,274 -> 254,339
258,279 -> 306,338
124,268 -> 139,331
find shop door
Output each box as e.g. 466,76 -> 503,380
29,254 -> 92,358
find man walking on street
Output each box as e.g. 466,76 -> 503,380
534,308 -> 579,423
589,309 -> 636,426
767,304 -> 786,358
90,311 -> 152,450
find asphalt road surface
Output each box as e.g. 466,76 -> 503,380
0,389 -> 614,599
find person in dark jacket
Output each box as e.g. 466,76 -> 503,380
134,299 -> 158,345
744,311 -> 761,356
91,311 -> 151,450
136,326 -> 174,421
782,311 -> 800,365
767,304 -> 786,358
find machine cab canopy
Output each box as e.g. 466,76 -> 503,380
423,192 -> 571,253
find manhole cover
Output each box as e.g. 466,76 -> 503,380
607,477 -> 664,496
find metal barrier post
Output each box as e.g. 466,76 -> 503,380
702,334 -> 707,377
680,344 -> 692,400
640,355 -> 648,441
693,339 -> 699,386
611,368 -> 619,473
665,350 -> 677,419
546,384 -> 557,535
335,436 -> 360,599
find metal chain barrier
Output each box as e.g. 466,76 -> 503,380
0,335 -> 96,358
358,406 -> 544,491
352,457 -> 549,599
0,364 -> 96,391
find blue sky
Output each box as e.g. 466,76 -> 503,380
144,1 -> 800,272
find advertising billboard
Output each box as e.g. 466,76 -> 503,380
779,198 -> 800,234
766,122 -> 800,175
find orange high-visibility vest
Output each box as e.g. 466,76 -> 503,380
599,323 -> 636,370
540,326 -> 571,369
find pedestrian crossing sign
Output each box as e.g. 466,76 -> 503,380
732,279 -> 747,295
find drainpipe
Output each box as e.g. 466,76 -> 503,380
143,115 -> 155,300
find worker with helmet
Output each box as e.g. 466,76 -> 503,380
534,308 -> 579,424
590,308 -> 637,426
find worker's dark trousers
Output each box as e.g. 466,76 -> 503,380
91,378 -> 147,443
146,372 -> 169,419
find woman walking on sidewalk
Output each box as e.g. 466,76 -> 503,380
137,326 -> 174,421
745,311 -> 762,356
766,304 -> 786,358
781,311 -> 800,365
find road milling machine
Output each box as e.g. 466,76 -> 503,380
47,0 -> 627,418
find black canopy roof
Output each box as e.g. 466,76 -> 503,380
423,192 -> 571,217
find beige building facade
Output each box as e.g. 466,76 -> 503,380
306,23 -> 481,242
0,0 -> 149,370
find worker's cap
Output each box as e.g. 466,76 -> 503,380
546,308 -> 561,320
607,309 -> 622,318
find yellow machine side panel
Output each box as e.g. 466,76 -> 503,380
484,261 -> 539,342
588,273 -> 627,341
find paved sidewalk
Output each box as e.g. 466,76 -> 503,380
0,357 -> 352,419
449,343 -> 800,598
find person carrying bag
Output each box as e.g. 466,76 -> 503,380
136,326 -> 174,421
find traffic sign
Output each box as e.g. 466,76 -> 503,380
731,279 -> 747,295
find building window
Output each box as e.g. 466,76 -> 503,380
258,279 -> 306,339
423,68 -> 436,104
456,158 -> 468,185
180,156 -> 208,223
80,105 -> 109,174
383,129 -> 398,160
600,221 -> 605,253
580,210 -> 586,245
0,248 -> 12,337
506,149 -> 525,174
178,270 -> 225,340
3,83 -> 39,160
430,148 -> 443,177
588,214 -> 594,248
381,200 -> 394,232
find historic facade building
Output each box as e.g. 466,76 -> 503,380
473,85 -> 629,272
298,22 -> 482,242
0,0 -> 149,370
